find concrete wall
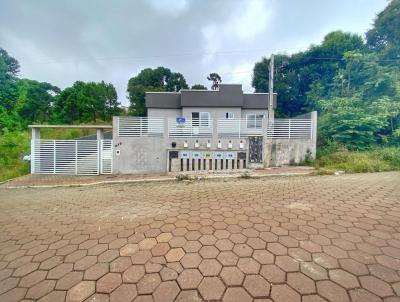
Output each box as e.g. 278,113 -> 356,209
147,108 -> 181,119
241,109 -> 268,119
264,139 -> 314,166
181,107 -> 242,120
263,111 -> 317,167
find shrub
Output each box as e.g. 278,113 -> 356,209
315,146 -> 400,173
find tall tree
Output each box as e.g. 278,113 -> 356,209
366,0 -> 400,59
16,79 -> 60,125
0,48 -> 20,112
252,31 -> 364,116
207,73 -> 222,90
53,81 -> 119,123
127,67 -> 188,116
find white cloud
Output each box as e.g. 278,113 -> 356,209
0,0 -> 388,105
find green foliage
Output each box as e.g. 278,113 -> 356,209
53,81 -> 120,123
252,31 -> 364,116
315,146 -> 400,173
303,149 -> 313,165
318,96 -> 389,148
0,130 -> 30,181
366,0 -> 400,59
127,67 -> 188,116
191,84 -> 207,90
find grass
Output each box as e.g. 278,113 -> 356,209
0,128 -> 97,182
314,145 -> 400,173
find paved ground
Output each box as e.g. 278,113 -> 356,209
0,172 -> 399,302
0,166 -> 313,188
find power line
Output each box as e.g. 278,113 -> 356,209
21,46 -> 311,65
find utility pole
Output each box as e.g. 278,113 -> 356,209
268,54 -> 275,131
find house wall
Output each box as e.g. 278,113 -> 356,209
147,108 -> 181,119
181,107 -> 242,120
241,109 -> 268,119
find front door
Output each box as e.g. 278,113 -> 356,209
249,136 -> 263,163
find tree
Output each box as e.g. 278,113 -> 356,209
366,0 -> 400,59
191,84 -> 207,90
127,67 -> 188,116
207,73 -> 222,90
53,81 -> 119,123
0,48 -> 20,111
16,79 -> 60,125
252,31 -> 364,116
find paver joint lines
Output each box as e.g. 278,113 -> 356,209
0,172 -> 399,301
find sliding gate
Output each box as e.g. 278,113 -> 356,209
31,139 -> 113,175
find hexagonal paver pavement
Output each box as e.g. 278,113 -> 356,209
0,172 -> 399,301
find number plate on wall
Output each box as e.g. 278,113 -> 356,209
179,151 -> 190,159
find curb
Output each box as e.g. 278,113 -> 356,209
0,171 -> 312,189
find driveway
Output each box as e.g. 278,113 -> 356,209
0,172 -> 399,301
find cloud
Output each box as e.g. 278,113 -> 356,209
0,0 -> 388,105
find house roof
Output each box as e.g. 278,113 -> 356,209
145,84 -> 277,109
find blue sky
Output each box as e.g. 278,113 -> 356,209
0,0 -> 388,105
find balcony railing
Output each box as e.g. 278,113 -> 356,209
118,117 -> 164,137
117,116 -> 314,139
217,118 -> 264,138
168,119 -> 213,138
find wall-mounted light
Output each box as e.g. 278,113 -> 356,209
228,140 -> 233,149
183,140 -> 188,148
217,140 -> 222,149
239,140 -> 244,149
207,140 -> 211,148
194,140 -> 199,148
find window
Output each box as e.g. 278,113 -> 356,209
246,114 -> 264,128
225,112 -> 234,119
192,112 -> 210,127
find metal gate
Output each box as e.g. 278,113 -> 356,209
249,136 -> 263,163
31,139 -> 113,175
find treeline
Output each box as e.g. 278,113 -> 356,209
1,0 -> 399,152
0,49 -> 121,130
252,0 -> 400,149
0,50 -> 208,130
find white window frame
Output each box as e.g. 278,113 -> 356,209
246,114 -> 264,129
225,112 -> 234,119
192,112 -> 210,127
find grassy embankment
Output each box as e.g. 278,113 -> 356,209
314,143 -> 400,174
0,128 -> 95,182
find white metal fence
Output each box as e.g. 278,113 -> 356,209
217,118 -> 264,138
116,116 -> 313,139
31,139 -> 113,175
168,119 -> 213,138
118,117 -> 164,137
266,119 -> 313,139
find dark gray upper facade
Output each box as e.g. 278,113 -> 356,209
145,84 -> 277,109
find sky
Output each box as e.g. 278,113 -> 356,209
0,0 -> 389,105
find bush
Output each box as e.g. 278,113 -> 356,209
0,130 -> 30,181
315,146 -> 400,173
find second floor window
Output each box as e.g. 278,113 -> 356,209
225,112 -> 234,119
247,114 -> 264,128
192,112 -> 210,127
